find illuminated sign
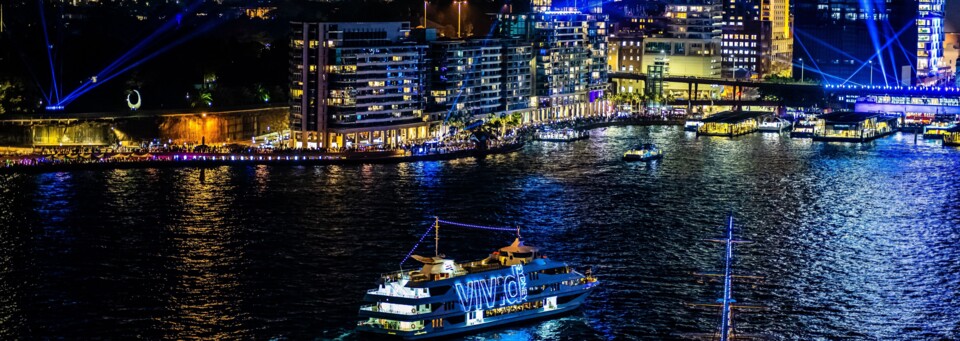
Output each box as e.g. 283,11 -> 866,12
127,90 -> 142,110
454,264 -> 528,312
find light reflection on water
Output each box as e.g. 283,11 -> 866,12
0,126 -> 959,340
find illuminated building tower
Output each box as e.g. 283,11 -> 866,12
496,2 -> 608,119
642,1 -> 723,78
916,0 -> 944,78
425,39 -> 532,124
793,0 -> 941,86
289,22 -> 428,149
720,0 -> 793,79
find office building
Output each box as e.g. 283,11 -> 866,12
290,22 -> 428,149
793,0 -> 942,85
721,0 -> 793,79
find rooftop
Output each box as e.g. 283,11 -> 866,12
819,111 -> 887,123
701,111 -> 770,124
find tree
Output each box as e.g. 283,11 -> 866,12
192,90 -> 213,108
0,80 -> 27,115
254,83 -> 270,103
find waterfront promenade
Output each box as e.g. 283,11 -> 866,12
0,115 -> 683,174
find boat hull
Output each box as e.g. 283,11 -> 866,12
535,134 -> 590,142
357,287 -> 595,340
623,154 -> 662,162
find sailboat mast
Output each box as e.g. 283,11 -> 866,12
434,217 -> 440,257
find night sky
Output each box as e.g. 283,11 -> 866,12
948,0 -> 959,32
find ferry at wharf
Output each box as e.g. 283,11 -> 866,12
534,128 -> 590,142
356,218 -> 599,340
623,143 -> 663,162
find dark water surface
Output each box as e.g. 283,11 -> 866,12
2,126 -> 959,340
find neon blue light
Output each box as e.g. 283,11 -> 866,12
454,264 -> 528,312
437,219 -> 515,232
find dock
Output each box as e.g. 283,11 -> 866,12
811,111 -> 900,142
696,111 -> 770,137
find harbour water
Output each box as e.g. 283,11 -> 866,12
1,126 -> 959,340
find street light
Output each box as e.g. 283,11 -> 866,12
424,1 -> 428,28
455,0 -> 465,38
799,58 -> 804,82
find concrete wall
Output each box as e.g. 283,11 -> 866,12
0,107 -> 288,147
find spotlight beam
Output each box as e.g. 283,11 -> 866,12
60,17 -> 227,106
836,20 -> 915,85
60,2 -> 202,105
37,0 -> 59,104
794,36 -> 824,78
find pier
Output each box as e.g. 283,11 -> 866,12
696,111 -> 769,137
811,112 -> 900,143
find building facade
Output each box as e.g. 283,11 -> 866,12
289,22 -> 429,149
496,4 -> 609,120
425,38 -> 533,125
793,0 -> 942,85
720,0 -> 793,79
642,2 -> 723,79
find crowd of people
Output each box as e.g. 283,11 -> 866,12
1,112 -> 674,171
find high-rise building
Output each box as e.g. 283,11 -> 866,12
917,0 -> 945,77
642,2 -> 723,78
793,0 -> 942,85
289,22 -> 428,149
720,0 -> 793,79
496,3 -> 609,118
425,39 -> 532,124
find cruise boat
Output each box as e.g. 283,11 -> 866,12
943,126 -> 960,146
922,122 -> 957,140
758,117 -> 792,133
535,128 -> 589,142
356,220 -> 598,340
684,119 -> 704,132
623,143 -> 663,161
789,116 -> 817,138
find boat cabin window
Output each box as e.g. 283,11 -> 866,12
429,286 -> 451,296
513,252 -> 533,258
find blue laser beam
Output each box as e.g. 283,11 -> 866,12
836,19 -> 916,85
37,0 -> 59,104
60,3 -> 203,104
60,17 -> 226,106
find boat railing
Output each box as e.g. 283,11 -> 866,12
360,304 -> 432,315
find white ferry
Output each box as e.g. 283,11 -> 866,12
535,128 -> 589,142
758,117 -> 792,133
623,143 -> 663,162
684,120 -> 704,132
356,222 -> 598,340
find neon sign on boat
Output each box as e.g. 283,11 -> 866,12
454,264 -> 528,312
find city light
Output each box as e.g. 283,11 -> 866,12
454,264 -> 528,312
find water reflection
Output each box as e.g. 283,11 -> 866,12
164,168 -> 246,339
2,127 -> 960,339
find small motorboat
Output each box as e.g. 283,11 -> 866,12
623,143 -> 663,161
758,117 -> 792,133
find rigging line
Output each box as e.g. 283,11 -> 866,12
437,219 -> 516,231
399,223 -> 436,267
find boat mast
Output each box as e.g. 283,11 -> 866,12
719,214 -> 735,341
434,216 -> 440,257
684,213 -> 765,341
